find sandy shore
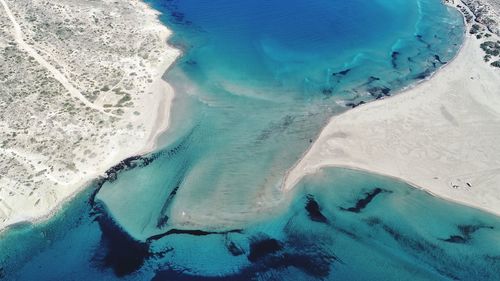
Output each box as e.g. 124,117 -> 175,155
284,5 -> 500,216
0,0 -> 179,232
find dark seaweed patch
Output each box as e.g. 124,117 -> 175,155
373,221 -> 468,281
484,255 -> 500,262
416,34 -> 431,49
153,270 -> 251,281
332,68 -> 351,76
414,68 -> 433,80
89,126 -> 197,238
247,236 -> 283,262
153,251 -> 336,280
442,224 -> 494,244
341,188 -> 388,213
380,223 -> 445,257
89,127 -> 197,207
185,59 -> 197,66
93,203 -> 151,277
256,115 -> 295,142
261,252 -> 336,278
364,216 -> 382,226
148,229 -> 242,242
434,54 -> 445,64
226,241 -> 245,256
156,162 -> 191,228
322,88 -> 333,96
359,76 -> 382,88
367,87 -> 391,99
153,230 -> 340,280
345,100 -> 365,108
444,235 -> 467,244
368,76 -> 381,83
305,195 -> 328,223
250,231 -> 341,277
391,51 -> 400,68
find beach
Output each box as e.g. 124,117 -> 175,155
0,0 -> 179,231
284,1 -> 500,217
2,0 -> 500,279
0,0 -> 496,232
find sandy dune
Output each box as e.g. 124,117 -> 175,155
284,17 -> 500,216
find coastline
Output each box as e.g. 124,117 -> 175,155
283,1 -> 500,217
0,0 -> 180,233
2,0 -> 498,235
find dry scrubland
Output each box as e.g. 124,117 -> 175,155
1,0 -> 499,232
0,0 -> 179,229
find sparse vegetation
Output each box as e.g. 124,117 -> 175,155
491,60 -> 500,68
469,23 -> 482,34
0,0 -> 175,227
480,41 -> 500,56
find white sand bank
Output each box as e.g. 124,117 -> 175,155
284,24 -> 500,216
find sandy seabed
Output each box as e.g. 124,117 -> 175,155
284,7 -> 500,217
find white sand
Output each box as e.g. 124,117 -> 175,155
0,0 -> 179,231
284,19 -> 500,216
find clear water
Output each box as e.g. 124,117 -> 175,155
96,0 -> 464,241
1,168 -> 499,280
2,0 -> 495,280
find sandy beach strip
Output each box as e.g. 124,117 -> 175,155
0,0 -> 180,232
283,6 -> 500,216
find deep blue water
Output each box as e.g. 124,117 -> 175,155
95,0 -> 465,241
1,168 -> 500,280
1,0 -> 496,280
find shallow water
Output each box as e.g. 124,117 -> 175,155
96,0 -> 464,240
2,0 -> 494,280
1,168 -> 499,280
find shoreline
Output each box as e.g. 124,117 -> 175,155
0,1 -> 180,234
283,1 -> 500,217
282,0 -> 468,191
285,2 -> 469,194
2,0 -> 498,235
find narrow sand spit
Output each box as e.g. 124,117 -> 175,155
284,6 -> 500,216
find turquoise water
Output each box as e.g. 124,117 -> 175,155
96,0 -> 464,241
1,0 -> 495,280
1,168 -> 499,280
